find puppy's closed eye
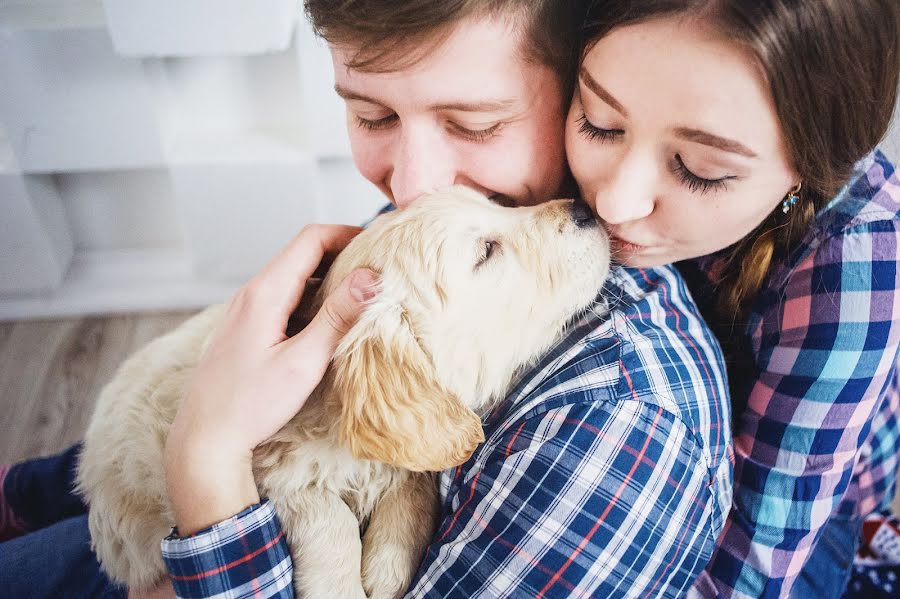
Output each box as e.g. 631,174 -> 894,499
476,239 -> 500,269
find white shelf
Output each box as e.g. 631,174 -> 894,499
0,248 -> 239,321
0,4 -> 388,320
102,0 -> 297,57
0,1 -> 106,32
0,19 -> 167,173
166,128 -> 319,281
167,127 -> 310,164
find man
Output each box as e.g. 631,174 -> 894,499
161,2 -> 731,597
1,2 -> 731,597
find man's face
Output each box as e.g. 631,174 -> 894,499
331,16 -> 568,209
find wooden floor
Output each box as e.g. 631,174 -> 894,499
1,311 -> 898,518
0,310 -> 197,464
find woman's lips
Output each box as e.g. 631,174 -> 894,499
610,234 -> 649,252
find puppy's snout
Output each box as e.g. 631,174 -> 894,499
569,198 -> 597,228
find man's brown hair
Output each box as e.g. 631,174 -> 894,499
304,0 -> 586,90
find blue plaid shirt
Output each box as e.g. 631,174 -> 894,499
684,150 -> 900,598
161,264 -> 732,598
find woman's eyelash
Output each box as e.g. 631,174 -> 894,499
576,112 -> 735,196
355,114 -> 398,131
673,154 -> 733,195
577,114 -> 624,142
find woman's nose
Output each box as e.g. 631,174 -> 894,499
593,153 -> 656,224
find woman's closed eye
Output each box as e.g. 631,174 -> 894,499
577,110 -> 738,196
672,154 -> 736,195
577,113 -> 624,143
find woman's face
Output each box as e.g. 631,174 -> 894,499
566,16 -> 799,268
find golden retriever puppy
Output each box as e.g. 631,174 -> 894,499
76,186 -> 610,599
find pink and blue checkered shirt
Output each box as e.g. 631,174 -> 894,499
161,262 -> 733,598
683,149 -> 900,598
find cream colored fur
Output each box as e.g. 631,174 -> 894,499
76,186 -> 610,598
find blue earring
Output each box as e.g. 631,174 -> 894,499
782,182 -> 802,214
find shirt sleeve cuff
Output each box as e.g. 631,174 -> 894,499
161,499 -> 293,598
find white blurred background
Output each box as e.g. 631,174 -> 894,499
0,0 -> 384,320
1,0 -> 899,321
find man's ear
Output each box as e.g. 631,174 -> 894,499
333,308 -> 484,472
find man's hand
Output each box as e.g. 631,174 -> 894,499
165,224 -> 378,535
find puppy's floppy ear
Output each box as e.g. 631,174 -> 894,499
333,308 -> 485,472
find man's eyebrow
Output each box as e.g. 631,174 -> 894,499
674,128 -> 758,158
427,99 -> 517,112
334,84 -> 383,105
334,84 -> 516,113
579,67 -> 628,117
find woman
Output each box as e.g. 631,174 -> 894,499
567,1 -> 900,597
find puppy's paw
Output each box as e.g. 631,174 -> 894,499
361,543 -> 418,599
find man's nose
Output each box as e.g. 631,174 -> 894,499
390,130 -> 456,208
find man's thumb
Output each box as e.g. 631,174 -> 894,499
292,268 -> 379,356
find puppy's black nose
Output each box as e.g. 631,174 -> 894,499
570,198 -> 596,228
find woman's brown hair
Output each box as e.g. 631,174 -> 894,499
582,0 -> 900,321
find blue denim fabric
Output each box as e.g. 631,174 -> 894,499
0,444 -> 126,598
0,514 -> 126,599
792,515 -> 862,599
2,443 -> 88,534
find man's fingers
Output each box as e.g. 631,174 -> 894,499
284,268 -> 379,369
232,224 -> 363,344
263,224 -> 362,296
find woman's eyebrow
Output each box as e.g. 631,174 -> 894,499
674,127 -> 758,158
579,67 -> 628,117
578,68 -> 759,159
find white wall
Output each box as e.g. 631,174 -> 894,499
0,2 -> 899,320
